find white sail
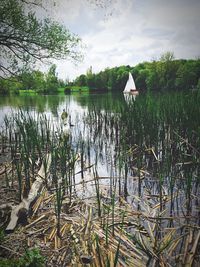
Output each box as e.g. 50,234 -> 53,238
123,72 -> 136,93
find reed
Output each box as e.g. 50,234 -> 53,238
0,91 -> 199,266
94,168 -> 102,218
16,161 -> 22,202
82,91 -> 200,265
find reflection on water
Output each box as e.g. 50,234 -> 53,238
0,92 -> 199,207
0,93 -> 126,176
0,93 -> 125,126
1,92 -> 199,265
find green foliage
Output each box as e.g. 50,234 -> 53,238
175,60 -> 200,91
73,55 -> 200,93
0,0 -> 81,77
4,64 -> 63,95
0,258 -> 18,267
75,74 -> 87,86
197,78 -> 200,90
1,54 -> 200,95
44,64 -> 58,94
18,248 -> 46,267
0,79 -> 22,95
0,248 -> 46,267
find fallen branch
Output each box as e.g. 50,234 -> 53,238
5,153 -> 51,233
0,166 -> 6,175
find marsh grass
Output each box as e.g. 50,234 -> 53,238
0,91 -> 199,266
82,91 -> 200,265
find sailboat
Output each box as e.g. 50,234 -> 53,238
123,72 -> 139,95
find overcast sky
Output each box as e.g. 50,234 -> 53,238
50,0 -> 200,81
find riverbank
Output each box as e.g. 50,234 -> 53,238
18,86 -> 90,96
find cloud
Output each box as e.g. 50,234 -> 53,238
54,0 -> 200,80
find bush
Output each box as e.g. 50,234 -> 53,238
0,248 -> 46,267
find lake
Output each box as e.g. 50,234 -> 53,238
0,91 -> 200,191
0,91 -> 200,266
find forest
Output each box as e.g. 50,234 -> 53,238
0,65 -> 65,95
1,53 -> 200,95
74,53 -> 200,93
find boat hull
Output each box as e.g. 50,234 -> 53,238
124,90 -> 139,95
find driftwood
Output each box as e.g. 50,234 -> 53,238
0,166 -> 6,175
5,153 -> 51,233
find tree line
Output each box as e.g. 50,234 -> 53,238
74,52 -> 200,92
1,52 -> 200,95
0,64 -> 66,95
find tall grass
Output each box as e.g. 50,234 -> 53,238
0,91 -> 199,266
82,91 -> 200,265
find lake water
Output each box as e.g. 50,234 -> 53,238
1,92 -> 199,266
0,93 -> 126,178
0,92 -> 199,210
0,93 -> 124,125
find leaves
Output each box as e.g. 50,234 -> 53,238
73,56 -> 200,93
0,0 -> 82,77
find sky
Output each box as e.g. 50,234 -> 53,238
49,0 -> 200,81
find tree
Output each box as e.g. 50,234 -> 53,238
197,78 -> 200,90
0,0 -> 81,77
135,69 -> 149,92
160,51 -> 175,62
146,61 -> 160,92
32,70 -> 46,93
75,74 -> 87,87
45,64 -> 58,93
176,60 -> 200,91
19,69 -> 45,92
159,52 -> 179,91
87,74 -> 96,89
19,71 -> 35,90
0,78 -> 22,94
